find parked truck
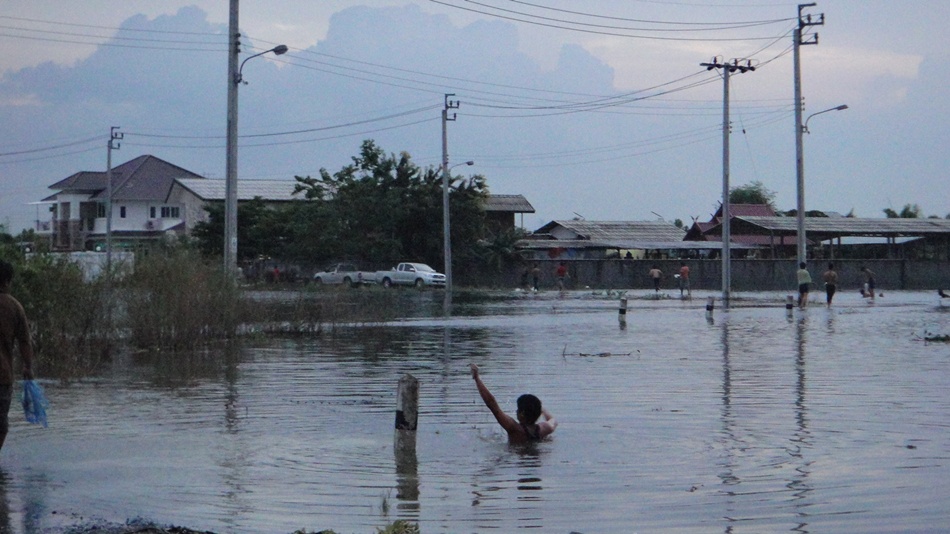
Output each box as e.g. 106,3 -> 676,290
376,262 -> 446,288
312,263 -> 375,287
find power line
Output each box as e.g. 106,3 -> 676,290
429,0 -> 793,41
454,0 -> 794,32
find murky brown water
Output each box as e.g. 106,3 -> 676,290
2,289 -> 949,533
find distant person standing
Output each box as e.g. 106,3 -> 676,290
0,260 -> 35,452
531,263 -> 541,292
555,262 -> 568,291
822,262 -> 839,307
796,262 -> 812,309
861,266 -> 876,300
677,262 -> 691,298
648,265 -> 663,294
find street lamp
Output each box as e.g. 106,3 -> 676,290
224,33 -> 288,275
795,103 -> 848,264
443,160 -> 474,308
804,104 -> 848,133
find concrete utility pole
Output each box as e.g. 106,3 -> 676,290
700,58 -> 755,309
441,94 -> 459,311
105,126 -> 122,276
224,0 -> 287,276
225,0 -> 240,275
794,2 -> 824,266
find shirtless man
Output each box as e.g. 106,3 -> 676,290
470,364 -> 557,443
822,262 -> 838,307
0,260 -> 35,451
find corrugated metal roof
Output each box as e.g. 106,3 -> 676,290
516,238 -> 756,251
175,178 -> 303,201
534,220 -> 686,242
484,194 -> 534,213
732,216 -> 950,237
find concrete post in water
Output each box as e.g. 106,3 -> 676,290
618,297 -> 627,327
706,296 -> 715,320
786,295 -> 795,317
394,374 -> 420,503
395,374 -> 419,431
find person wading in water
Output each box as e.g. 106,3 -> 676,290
470,364 -> 557,443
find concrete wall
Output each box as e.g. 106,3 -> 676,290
468,259 -> 950,292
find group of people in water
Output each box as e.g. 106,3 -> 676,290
797,263 -> 879,308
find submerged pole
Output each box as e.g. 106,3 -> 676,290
618,297 -> 627,327
395,374 -> 419,431
706,297 -> 715,321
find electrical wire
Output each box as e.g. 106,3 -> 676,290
429,0 -> 792,41
453,0 -> 794,32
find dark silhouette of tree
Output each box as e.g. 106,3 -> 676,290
729,180 -> 776,210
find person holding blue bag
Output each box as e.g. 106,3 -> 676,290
0,260 -> 36,451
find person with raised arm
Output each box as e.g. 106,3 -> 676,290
470,363 -> 556,443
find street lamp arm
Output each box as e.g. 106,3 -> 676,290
803,104 -> 848,133
236,44 -> 289,85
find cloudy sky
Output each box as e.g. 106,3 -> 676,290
1,1 -> 948,234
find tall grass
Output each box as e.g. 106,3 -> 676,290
2,243 -> 427,380
122,247 -> 244,351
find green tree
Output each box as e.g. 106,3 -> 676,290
290,140 -> 489,270
191,197 -> 292,261
729,180 -> 776,210
883,203 -> 922,218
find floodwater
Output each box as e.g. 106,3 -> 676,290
2,289 -> 949,533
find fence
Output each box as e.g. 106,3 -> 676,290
468,259 -> 950,292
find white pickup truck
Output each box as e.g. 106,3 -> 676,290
376,262 -> 446,288
312,263 -> 375,286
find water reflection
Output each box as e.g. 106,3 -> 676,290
393,429 -> 419,509
0,468 -> 12,533
789,315 -> 814,533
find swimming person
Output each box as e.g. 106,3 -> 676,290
470,363 -> 557,443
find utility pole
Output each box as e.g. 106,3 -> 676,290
700,58 -> 755,309
224,0 -> 240,276
794,3 -> 824,266
442,93 -> 459,312
106,126 -> 122,276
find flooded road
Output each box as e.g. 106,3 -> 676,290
3,289 -> 949,533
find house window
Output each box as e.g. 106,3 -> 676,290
97,203 -> 106,218
150,207 -> 156,218
160,206 -> 180,218
120,206 -> 126,218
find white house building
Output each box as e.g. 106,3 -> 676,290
43,154 -> 301,252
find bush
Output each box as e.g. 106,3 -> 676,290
3,251 -> 115,380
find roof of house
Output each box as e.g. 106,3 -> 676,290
710,203 -> 776,220
48,155 -> 205,202
174,178 -> 304,202
484,194 -> 535,213
534,220 -> 686,242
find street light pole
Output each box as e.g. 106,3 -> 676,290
441,94 -> 460,310
224,0 -> 287,275
793,2 -> 824,266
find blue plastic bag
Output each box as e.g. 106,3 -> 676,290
21,380 -> 49,427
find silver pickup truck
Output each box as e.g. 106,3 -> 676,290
376,262 -> 446,288
312,263 -> 375,286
